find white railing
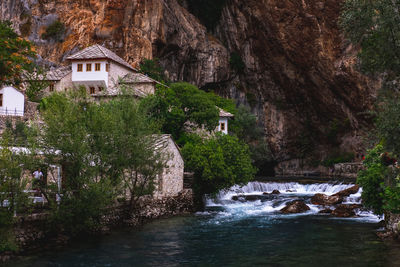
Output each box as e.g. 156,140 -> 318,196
0,108 -> 24,116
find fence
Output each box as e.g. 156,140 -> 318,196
0,108 -> 24,116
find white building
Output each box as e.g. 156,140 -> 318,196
217,108 -> 234,134
0,86 -> 25,116
43,44 -> 161,98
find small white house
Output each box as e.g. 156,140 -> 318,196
217,108 -> 234,134
42,44 -> 162,98
0,86 -> 25,116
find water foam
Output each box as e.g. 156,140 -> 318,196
203,181 -> 382,223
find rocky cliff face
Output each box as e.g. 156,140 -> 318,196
0,0 -> 378,162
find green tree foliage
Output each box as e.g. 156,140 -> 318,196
24,67 -> 49,102
139,58 -> 167,83
186,0 -> 228,31
0,133 -> 33,252
34,88 -> 165,234
230,105 -> 274,175
0,21 -> 35,86
229,52 -> 245,74
41,20 -> 65,41
340,0 -> 400,75
142,82 -> 221,143
357,144 -> 390,214
182,134 -> 257,198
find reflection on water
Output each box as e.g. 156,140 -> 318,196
7,182 -> 400,266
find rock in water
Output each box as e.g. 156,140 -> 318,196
331,204 -> 361,217
311,193 -> 343,205
318,209 -> 333,214
280,200 -> 310,214
271,190 -> 280,194
332,185 -> 360,197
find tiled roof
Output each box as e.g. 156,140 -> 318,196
218,108 -> 234,117
120,73 -> 159,84
45,66 -> 71,81
66,44 -> 135,71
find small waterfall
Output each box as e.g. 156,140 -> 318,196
212,181 -> 355,202
201,181 -> 381,223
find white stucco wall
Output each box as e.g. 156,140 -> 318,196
71,60 -> 109,87
217,117 -> 229,134
0,86 -> 24,116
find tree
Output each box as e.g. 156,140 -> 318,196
182,134 -> 257,201
340,0 -> 400,75
0,21 -> 35,86
356,144 -> 386,214
0,133 -> 33,252
142,82 -> 221,142
33,88 -> 165,233
138,58 -> 167,83
24,67 -> 49,102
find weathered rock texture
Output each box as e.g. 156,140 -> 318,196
0,0 -> 379,162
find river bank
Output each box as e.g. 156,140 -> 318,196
0,189 -> 194,263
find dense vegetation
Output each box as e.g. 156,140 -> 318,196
41,20 -> 65,41
0,21 -> 35,86
341,0 -> 400,213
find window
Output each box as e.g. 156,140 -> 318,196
77,64 -> 83,72
90,87 -> 95,94
106,63 -> 110,72
220,122 -> 225,131
86,63 -> 92,72
0,94 -> 3,107
49,83 -> 54,92
95,63 -> 101,71
98,86 -> 103,91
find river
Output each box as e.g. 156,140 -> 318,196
7,181 -> 400,266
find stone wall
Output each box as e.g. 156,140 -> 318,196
275,159 -> 363,179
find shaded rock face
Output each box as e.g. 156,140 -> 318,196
0,0 -> 378,160
280,200 -> 310,214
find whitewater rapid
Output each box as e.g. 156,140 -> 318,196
199,181 -> 382,223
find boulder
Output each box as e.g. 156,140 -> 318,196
311,193 -> 343,205
263,192 -> 269,195
332,185 -> 360,197
232,195 -> 261,201
318,208 -> 333,214
280,200 -> 310,214
331,204 -> 361,217
245,195 -> 260,201
271,190 -> 280,194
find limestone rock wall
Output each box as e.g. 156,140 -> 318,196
0,0 -> 379,162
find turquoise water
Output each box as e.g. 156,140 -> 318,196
8,182 -> 400,267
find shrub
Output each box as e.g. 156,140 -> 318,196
41,20 -> 65,41
229,52 -> 245,74
357,144 -> 386,214
321,152 -> 354,167
182,134 -> 257,197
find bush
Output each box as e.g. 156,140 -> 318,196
41,20 -> 65,41
182,134 -> 257,197
321,152 -> 354,167
357,144 -> 386,214
229,52 -> 245,74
